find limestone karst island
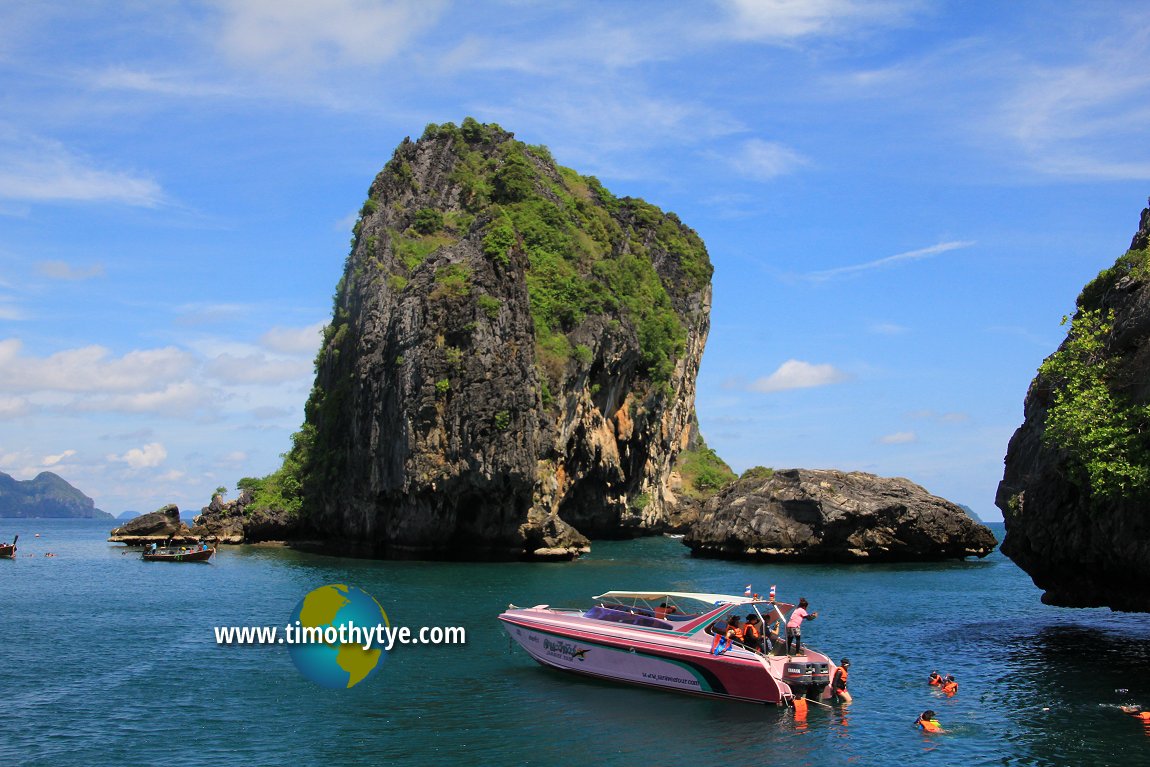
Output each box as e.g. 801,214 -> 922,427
123,119 -> 995,565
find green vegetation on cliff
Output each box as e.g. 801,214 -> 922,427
249,118 -> 714,520
1039,248 -> 1150,502
674,436 -> 737,499
417,117 -> 710,389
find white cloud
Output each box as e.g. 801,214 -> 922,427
41,449 -> 76,467
261,322 -> 325,354
750,359 -> 848,393
0,396 -> 29,419
0,340 -> 194,393
205,353 -> 312,385
36,261 -> 106,281
718,0 -> 920,41
76,382 -> 213,415
213,0 -> 446,73
730,139 -> 808,180
879,431 -> 917,444
0,133 -> 162,206
111,442 -> 167,469
802,240 -> 974,282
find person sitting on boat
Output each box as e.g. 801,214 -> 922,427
785,598 -> 818,656
941,675 -> 958,696
654,602 -> 677,619
915,710 -> 942,732
928,671 -> 942,686
724,615 -> 743,646
740,614 -> 764,652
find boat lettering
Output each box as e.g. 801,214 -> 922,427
543,638 -> 589,662
641,671 -> 699,687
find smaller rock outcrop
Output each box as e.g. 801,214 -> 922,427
684,468 -> 996,561
191,491 -> 298,544
108,504 -> 197,545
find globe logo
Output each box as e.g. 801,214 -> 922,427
287,584 -> 389,689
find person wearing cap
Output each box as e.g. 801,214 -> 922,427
831,658 -> 852,703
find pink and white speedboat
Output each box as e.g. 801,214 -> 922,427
498,590 -> 839,706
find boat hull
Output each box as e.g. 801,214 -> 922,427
499,612 -> 792,704
0,544 -> 15,558
142,547 -> 214,562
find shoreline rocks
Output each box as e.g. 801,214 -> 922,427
684,468 -> 997,562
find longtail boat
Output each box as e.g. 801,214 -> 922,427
0,534 -> 17,558
142,545 -> 214,562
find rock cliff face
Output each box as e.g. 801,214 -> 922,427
292,119 -> 712,559
685,468 -> 996,561
997,202 -> 1150,611
108,504 -> 196,545
191,492 -> 299,544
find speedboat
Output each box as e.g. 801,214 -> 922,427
498,590 -> 838,705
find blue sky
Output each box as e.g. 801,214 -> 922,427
1,1 -> 1148,520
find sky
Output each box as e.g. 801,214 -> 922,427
1,1 -> 1148,521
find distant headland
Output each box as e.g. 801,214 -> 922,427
0,470 -> 112,519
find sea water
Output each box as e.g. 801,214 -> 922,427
2,520 -> 1149,766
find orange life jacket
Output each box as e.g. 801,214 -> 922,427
942,681 -> 957,695
793,697 -> 808,721
833,667 -> 848,688
918,718 -> 940,732
928,674 -> 942,686
742,623 -> 761,642
1137,712 -> 1150,721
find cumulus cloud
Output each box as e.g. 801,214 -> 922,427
749,359 -> 849,392
0,339 -> 194,393
75,382 -> 213,415
261,321 -> 325,354
110,442 -> 167,469
41,449 -> 76,467
879,431 -> 917,444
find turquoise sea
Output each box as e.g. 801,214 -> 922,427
3,520 -> 1150,766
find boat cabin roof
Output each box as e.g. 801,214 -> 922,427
594,590 -> 752,605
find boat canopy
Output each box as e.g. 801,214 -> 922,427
594,591 -> 752,606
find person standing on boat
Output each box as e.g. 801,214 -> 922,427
786,598 -> 817,655
831,659 -> 852,703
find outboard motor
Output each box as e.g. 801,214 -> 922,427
783,661 -> 831,697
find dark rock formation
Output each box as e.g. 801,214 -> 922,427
0,471 -> 111,519
191,492 -> 298,544
288,119 -> 712,560
997,201 -> 1150,611
108,504 -> 197,545
684,468 -> 996,561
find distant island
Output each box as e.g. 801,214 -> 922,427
0,471 -> 112,519
116,511 -> 142,520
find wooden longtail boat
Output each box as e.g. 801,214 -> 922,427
0,534 -> 17,558
142,545 -> 214,562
